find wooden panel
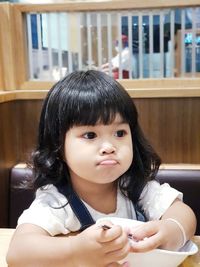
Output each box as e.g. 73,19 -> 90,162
0,101 -> 18,227
12,4 -> 28,88
0,90 -> 49,104
16,100 -> 43,161
0,3 -> 17,90
14,1 -> 200,13
0,81 -> 199,102
134,97 -> 200,163
0,4 -> 5,90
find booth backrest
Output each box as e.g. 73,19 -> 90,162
9,164 -> 200,234
9,165 -> 34,228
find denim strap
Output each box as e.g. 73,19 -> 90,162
67,189 -> 95,231
57,184 -> 146,231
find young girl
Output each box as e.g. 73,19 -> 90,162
7,70 -> 196,267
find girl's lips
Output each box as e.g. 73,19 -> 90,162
98,160 -> 118,165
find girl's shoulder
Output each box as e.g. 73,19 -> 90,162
139,180 -> 183,220
18,184 -> 81,236
35,184 -> 68,208
142,180 -> 183,197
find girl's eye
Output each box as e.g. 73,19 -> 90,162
115,130 -> 126,137
83,132 -> 97,139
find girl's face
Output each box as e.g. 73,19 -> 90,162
64,114 -> 133,192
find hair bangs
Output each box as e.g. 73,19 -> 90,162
63,88 -> 129,129
58,70 -> 134,130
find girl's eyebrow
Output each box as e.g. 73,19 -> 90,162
73,119 -> 128,129
115,120 -> 127,124
111,119 -> 127,125
97,121 -> 127,126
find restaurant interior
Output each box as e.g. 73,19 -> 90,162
0,0 -> 200,266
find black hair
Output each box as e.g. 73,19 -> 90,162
32,70 -> 161,203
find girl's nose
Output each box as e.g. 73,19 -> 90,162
99,143 -> 116,155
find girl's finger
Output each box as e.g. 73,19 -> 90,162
130,232 -> 162,252
130,221 -> 159,241
97,225 -> 123,243
106,241 -> 130,262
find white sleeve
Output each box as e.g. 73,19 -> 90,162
138,181 -> 183,220
111,54 -> 120,68
17,185 -> 81,236
111,49 -> 130,69
120,49 -> 130,69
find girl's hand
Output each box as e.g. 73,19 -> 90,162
70,223 -> 131,267
129,219 -> 184,252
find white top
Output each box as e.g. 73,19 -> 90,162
112,47 -> 131,70
111,47 -> 138,77
18,181 -> 182,236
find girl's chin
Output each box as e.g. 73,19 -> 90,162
94,177 -> 119,185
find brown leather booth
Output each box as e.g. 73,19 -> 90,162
9,165 -> 200,234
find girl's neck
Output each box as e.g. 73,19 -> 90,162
71,180 -> 118,214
